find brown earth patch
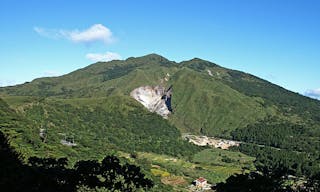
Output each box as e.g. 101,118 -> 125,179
161,176 -> 187,186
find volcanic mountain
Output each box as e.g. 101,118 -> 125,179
1,54 -> 319,137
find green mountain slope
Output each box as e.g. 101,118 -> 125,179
1,53 -> 319,138
2,54 -> 320,191
0,96 -> 201,163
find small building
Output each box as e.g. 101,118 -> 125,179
190,177 -> 213,191
194,177 -> 207,188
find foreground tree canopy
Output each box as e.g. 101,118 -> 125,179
0,131 -> 153,192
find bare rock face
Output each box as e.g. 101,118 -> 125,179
130,86 -> 171,118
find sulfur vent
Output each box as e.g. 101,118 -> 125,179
130,86 -> 171,118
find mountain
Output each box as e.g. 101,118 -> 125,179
1,54 -> 320,191
1,54 -> 319,137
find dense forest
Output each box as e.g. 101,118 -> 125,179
0,97 -> 202,161
0,131 -> 153,192
231,118 -> 320,153
231,117 -> 320,177
219,117 -> 320,191
214,162 -> 320,192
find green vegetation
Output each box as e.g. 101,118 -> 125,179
232,118 -> 320,153
0,96 -> 201,162
1,54 -> 319,138
168,68 -> 271,136
136,151 -> 252,185
230,117 -> 320,178
238,144 -> 319,177
1,54 -> 320,191
214,146 -> 320,192
0,130 -> 153,191
222,69 -> 320,123
219,120 -> 320,191
151,168 -> 171,177
0,54 -> 279,137
101,63 -> 137,82
192,148 -> 255,169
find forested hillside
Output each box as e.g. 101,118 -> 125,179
1,54 -> 313,137
1,54 -> 320,191
0,96 -> 201,161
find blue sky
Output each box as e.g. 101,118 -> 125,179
0,0 -> 319,99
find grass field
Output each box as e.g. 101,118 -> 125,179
193,148 -> 255,168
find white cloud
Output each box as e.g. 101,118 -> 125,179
86,52 -> 121,62
65,24 -> 113,44
33,27 -> 62,39
34,24 -> 114,44
305,88 -> 320,100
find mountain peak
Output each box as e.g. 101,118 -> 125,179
141,53 -> 169,61
188,57 -> 213,64
179,57 -> 218,69
126,53 -> 168,61
125,53 -> 175,67
190,57 -> 204,61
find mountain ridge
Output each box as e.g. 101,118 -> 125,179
1,53 -> 319,137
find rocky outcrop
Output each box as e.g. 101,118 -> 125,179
130,86 -> 171,118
